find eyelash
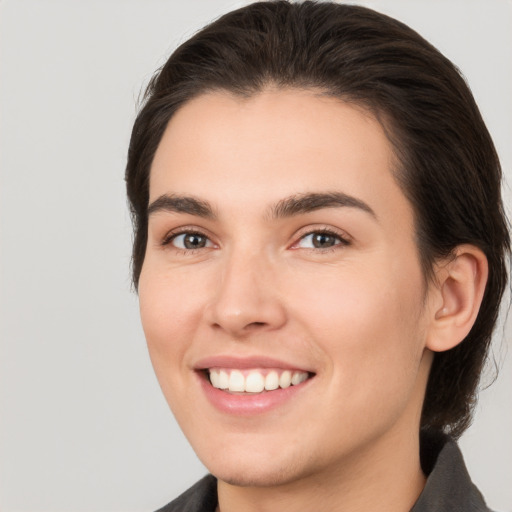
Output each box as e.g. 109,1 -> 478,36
292,228 -> 351,252
161,227 -> 351,253
161,228 -> 212,252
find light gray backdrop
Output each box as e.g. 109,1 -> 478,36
1,1 -> 510,511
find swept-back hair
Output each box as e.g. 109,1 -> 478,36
126,1 -> 510,437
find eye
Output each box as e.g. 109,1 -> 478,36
167,231 -> 213,250
295,230 -> 348,250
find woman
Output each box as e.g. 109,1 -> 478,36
125,2 -> 510,510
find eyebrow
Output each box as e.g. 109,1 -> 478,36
147,194 -> 216,219
269,192 -> 377,220
147,192 -> 376,220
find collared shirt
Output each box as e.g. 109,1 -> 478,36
156,432 -> 491,512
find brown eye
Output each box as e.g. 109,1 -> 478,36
171,232 -> 212,250
311,233 -> 338,248
296,231 -> 348,250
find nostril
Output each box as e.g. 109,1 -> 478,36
246,321 -> 267,329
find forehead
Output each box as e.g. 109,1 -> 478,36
149,88 -> 411,227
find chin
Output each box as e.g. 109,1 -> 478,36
212,462 -> 309,488
201,443 -> 318,488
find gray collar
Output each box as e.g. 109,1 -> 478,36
411,430 -> 489,511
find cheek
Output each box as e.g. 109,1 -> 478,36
290,256 -> 423,334
286,256 -> 427,390
138,266 -> 203,371
137,267 -> 210,424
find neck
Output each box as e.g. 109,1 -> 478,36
217,427 -> 426,512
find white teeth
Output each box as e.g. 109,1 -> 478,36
208,368 -> 309,393
209,369 -> 220,388
245,372 -> 265,393
279,370 -> 292,388
229,370 -> 245,392
218,370 -> 229,389
291,371 -> 308,385
264,371 -> 279,391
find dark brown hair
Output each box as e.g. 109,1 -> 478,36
126,1 -> 510,437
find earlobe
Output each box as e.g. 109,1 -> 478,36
426,245 -> 488,353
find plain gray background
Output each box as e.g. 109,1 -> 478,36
1,1 -> 510,511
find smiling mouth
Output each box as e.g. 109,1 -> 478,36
206,368 -> 313,394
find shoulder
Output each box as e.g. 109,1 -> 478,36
412,430 -> 491,512
155,474 -> 217,512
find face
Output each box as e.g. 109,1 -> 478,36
139,89 -> 435,487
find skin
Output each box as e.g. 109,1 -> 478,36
138,88 -> 487,512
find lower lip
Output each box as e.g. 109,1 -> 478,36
199,373 -> 312,416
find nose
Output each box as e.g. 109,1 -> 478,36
204,249 -> 287,337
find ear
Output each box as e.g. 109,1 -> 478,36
426,245 -> 488,353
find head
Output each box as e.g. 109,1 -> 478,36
126,0 -> 509,476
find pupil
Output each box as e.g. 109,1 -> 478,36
313,233 -> 335,248
184,234 -> 205,249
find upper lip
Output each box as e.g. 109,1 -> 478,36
194,355 -> 314,373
